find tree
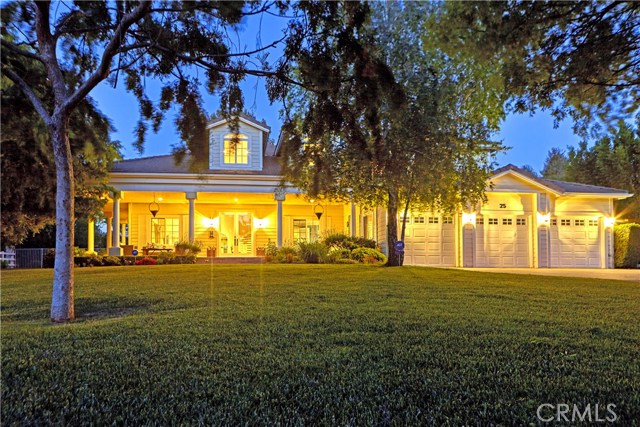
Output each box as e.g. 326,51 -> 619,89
1,1 -> 377,321
519,165 -> 539,177
280,2 -> 503,266
565,119 -> 640,219
540,148 -> 568,180
1,57 -> 119,247
426,1 -> 640,134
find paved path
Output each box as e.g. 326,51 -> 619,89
447,268 -> 639,282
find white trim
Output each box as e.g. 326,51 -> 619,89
207,116 -> 270,133
489,170 -> 562,195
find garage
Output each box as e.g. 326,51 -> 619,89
550,218 -> 601,267
403,214 -> 455,266
476,215 -> 530,267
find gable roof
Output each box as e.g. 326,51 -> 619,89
112,154 -> 282,176
207,112 -> 271,133
491,164 -> 631,197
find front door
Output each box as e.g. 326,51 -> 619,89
219,213 -> 253,256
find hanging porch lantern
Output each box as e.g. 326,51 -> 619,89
149,193 -> 160,217
314,203 -> 324,220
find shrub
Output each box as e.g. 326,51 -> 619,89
174,240 -> 202,256
265,241 -> 278,256
323,233 -> 377,250
102,256 -> 122,266
1,260 -> 8,269
172,255 -> 197,264
156,252 -> 175,265
324,247 -> 352,263
351,247 -> 387,264
43,249 -> 55,268
614,223 -> 640,268
135,257 -> 157,265
298,242 -> 328,264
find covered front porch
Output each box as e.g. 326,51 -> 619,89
97,190 -> 358,258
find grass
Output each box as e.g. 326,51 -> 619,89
1,265 -> 639,425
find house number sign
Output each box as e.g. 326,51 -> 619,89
499,203 -> 507,209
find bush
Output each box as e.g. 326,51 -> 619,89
43,249 -> 55,268
172,255 -> 197,264
614,223 -> 640,268
1,260 -> 8,269
264,241 -> 278,256
174,240 -> 202,256
323,233 -> 377,250
324,247 -> 352,263
135,257 -> 157,265
298,242 -> 328,264
351,247 -> 387,264
156,252 -> 175,265
102,256 -> 122,266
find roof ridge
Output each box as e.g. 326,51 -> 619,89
542,178 -> 628,192
116,153 -> 185,163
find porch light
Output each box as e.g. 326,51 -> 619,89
462,212 -> 476,225
253,218 -> 268,229
604,217 -> 616,228
536,212 -> 551,225
314,203 -> 324,220
149,193 -> 160,217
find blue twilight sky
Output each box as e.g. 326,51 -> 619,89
89,8 -> 583,174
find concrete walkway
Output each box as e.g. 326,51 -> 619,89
448,267 -> 639,282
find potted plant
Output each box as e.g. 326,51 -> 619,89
206,246 -> 216,257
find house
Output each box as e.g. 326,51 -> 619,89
96,114 -> 631,268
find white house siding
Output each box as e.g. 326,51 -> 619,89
208,122 -> 263,171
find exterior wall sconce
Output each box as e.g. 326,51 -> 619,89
253,218 -> 268,229
149,193 -> 160,217
537,212 -> 551,225
462,212 -> 476,225
604,217 -> 616,228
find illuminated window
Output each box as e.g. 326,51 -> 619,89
428,217 -> 439,224
502,218 -> 513,225
551,218 -> 557,226
151,218 -> 180,246
223,133 -> 249,164
293,219 -> 319,242
575,219 -> 585,226
443,216 -> 454,224
588,220 -> 598,227
561,219 -> 571,226
413,216 -> 425,224
476,217 -> 484,225
488,218 -> 498,225
516,218 -> 526,226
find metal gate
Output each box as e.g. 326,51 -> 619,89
15,248 -> 49,269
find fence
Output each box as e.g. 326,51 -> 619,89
15,248 -> 51,269
0,248 -> 16,268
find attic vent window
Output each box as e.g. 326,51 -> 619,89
223,133 -> 249,165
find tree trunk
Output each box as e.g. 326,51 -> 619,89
398,195 -> 412,266
385,190 -> 401,266
50,116 -> 75,322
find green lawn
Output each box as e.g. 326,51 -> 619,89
2,265 -> 639,425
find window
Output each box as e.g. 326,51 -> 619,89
476,217 -> 484,225
516,218 -> 526,226
502,218 -> 513,225
575,219 -> 585,226
561,219 -> 571,226
223,133 -> 249,164
588,219 -> 598,227
413,216 -> 425,224
151,218 -> 180,246
443,216 -> 453,224
488,218 -> 498,225
551,218 -> 557,226
428,217 -> 439,224
401,215 -> 410,224
293,219 -> 319,242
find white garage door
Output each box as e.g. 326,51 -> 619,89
550,218 -> 601,267
403,214 -> 455,266
476,215 -> 530,267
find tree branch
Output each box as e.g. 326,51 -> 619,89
63,1 -> 152,113
35,1 -> 69,102
1,39 -> 45,63
1,65 -> 50,123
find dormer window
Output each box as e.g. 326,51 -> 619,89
223,133 -> 249,164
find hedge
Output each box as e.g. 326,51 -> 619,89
614,223 -> 640,268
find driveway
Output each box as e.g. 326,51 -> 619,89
449,268 -> 639,282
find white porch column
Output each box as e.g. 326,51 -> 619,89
120,223 -> 126,245
275,188 -> 286,247
87,219 -> 95,254
350,202 -> 357,238
109,195 -> 123,256
186,192 -> 197,242
106,217 -> 112,251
